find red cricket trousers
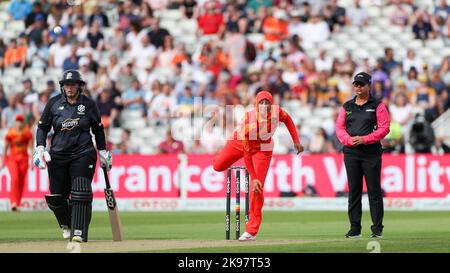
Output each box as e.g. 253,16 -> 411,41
7,157 -> 28,208
213,139 -> 272,236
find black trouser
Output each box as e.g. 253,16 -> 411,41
48,150 -> 97,197
48,149 -> 97,241
344,152 -> 384,232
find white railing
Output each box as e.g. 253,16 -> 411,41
431,108 -> 450,147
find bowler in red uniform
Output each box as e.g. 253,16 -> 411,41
214,91 -> 303,240
1,114 -> 33,211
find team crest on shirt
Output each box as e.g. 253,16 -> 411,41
77,104 -> 85,115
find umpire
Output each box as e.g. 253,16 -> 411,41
33,70 -> 112,243
336,72 -> 390,238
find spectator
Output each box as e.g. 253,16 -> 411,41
439,56 -> 450,86
117,1 -> 139,33
149,83 -> 176,126
92,65 -> 110,95
25,30 -> 51,69
22,79 -> 38,114
224,4 -> 245,34
412,10 -> 434,40
405,66 -> 420,92
97,89 -> 120,128
3,39 -> 27,68
78,56 -> 96,91
131,35 -> 157,71
403,49 -> 423,74
89,5 -> 109,28
188,139 -> 207,154
299,12 -> 330,44
389,2 -> 410,27
429,67 -> 449,110
147,0 -> 170,11
309,128 -> 333,153
197,1 -> 224,36
342,51 -> 357,74
27,14 -> 47,46
223,25 -> 247,75
73,16 -> 89,42
0,39 -> 6,71
288,10 -> 302,37
113,129 -> 135,154
177,85 -> 195,115
389,92 -> 413,128
372,58 -> 390,91
67,3 -> 85,24
48,35 -> 71,68
76,39 -> 94,59
270,70 -> 290,102
66,24 -> 78,46
391,78 -> 409,99
157,35 -> 176,70
145,79 -> 163,108
346,0 -> 369,27
299,1 -> 312,23
122,78 -> 146,113
1,94 -> 25,129
62,44 -> 80,71
0,85 -> 9,112
247,0 -> 272,13
87,20 -> 105,51
411,74 -> 436,119
24,2 -> 47,29
45,80 -> 59,98
47,3 -> 69,30
315,49 -> 333,72
158,129 -> 185,154
116,63 -> 136,92
8,0 -> 32,21
31,91 -> 50,122
433,0 -> 450,39
126,21 -> 148,53
434,0 -> 450,22
181,0 -> 198,19
323,0 -> 347,32
262,9 -> 289,42
381,47 -> 401,75
321,78 -> 341,107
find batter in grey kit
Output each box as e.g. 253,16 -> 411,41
33,70 -> 113,243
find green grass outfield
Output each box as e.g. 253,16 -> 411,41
0,211 -> 449,253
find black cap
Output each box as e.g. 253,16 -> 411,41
353,72 -> 371,85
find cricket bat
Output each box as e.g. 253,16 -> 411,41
102,167 -> 123,241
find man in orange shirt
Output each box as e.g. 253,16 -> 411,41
3,38 -> 27,68
1,114 -> 33,211
262,9 -> 288,42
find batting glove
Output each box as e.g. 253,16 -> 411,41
33,146 -> 47,169
99,150 -> 112,171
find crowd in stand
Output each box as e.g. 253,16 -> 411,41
0,0 -> 449,155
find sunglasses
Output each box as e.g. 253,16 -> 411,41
353,82 -> 368,87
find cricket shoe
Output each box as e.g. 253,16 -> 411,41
71,236 -> 84,243
370,230 -> 383,239
345,230 -> 362,238
238,232 -> 257,241
62,228 -> 71,239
